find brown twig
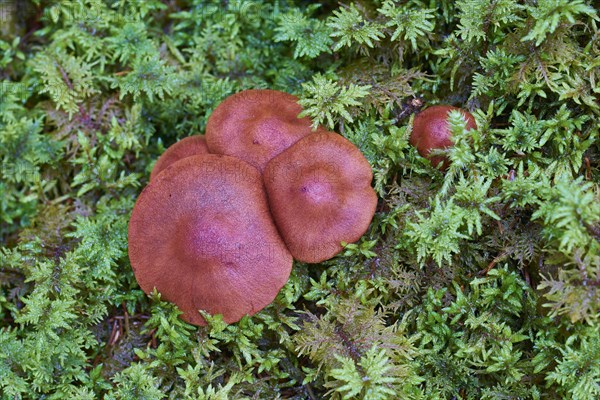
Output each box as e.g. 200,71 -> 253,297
122,302 -> 130,336
54,59 -> 74,91
584,157 -> 592,180
108,319 -> 120,346
480,251 -> 508,275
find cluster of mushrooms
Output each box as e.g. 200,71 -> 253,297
128,90 -> 377,326
128,89 -> 476,326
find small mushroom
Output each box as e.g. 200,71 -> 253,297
263,132 -> 377,263
205,89 -> 326,172
149,135 -> 209,182
410,105 -> 477,169
129,154 -> 293,325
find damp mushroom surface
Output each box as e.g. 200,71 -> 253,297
128,154 -> 293,326
410,105 -> 477,169
149,135 -> 209,182
263,131 -> 378,263
205,89 -> 327,172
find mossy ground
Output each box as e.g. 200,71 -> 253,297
0,1 -> 599,399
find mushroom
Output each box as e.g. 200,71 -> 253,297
205,89 -> 326,172
263,132 -> 377,263
409,105 -> 477,169
149,135 -> 209,182
128,154 -> 293,325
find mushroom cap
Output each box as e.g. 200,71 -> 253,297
205,89 -> 326,172
128,154 -> 293,325
149,135 -> 209,182
410,105 -> 477,169
263,132 -> 377,263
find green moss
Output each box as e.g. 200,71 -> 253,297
0,0 -> 598,398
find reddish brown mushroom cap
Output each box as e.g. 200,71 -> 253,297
263,132 -> 377,263
128,154 -> 293,325
205,89 -> 326,172
410,105 -> 477,169
149,135 -> 209,182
